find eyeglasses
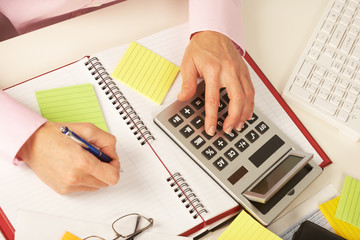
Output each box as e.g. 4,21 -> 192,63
83,213 -> 154,240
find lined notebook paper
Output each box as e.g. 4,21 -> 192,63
112,41 -> 179,104
319,196 -> 360,240
218,211 -> 281,240
35,83 -> 108,131
335,176 -> 360,229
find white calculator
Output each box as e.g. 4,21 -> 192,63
154,81 -> 322,225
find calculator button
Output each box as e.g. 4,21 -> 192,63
180,125 -> 194,138
201,92 -> 205,98
247,113 -> 258,124
213,157 -> 228,171
228,166 -> 248,185
201,146 -> 217,160
169,114 -> 183,127
222,93 -> 230,103
239,123 -> 248,133
216,118 -> 224,130
255,121 -> 269,134
202,130 -> 215,140
213,137 -> 228,150
218,100 -> 226,112
223,111 -> 228,118
191,116 -> 204,129
224,129 -> 238,141
179,105 -> 194,119
224,148 -> 239,161
191,135 -> 206,149
245,130 -> 259,143
191,97 -> 205,110
235,138 -> 249,152
201,111 -> 205,116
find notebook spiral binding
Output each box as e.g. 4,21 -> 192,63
85,57 -> 155,145
167,172 -> 208,219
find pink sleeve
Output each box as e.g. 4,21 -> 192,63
189,0 -> 245,53
0,91 -> 47,162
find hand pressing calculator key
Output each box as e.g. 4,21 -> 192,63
154,80 -> 322,225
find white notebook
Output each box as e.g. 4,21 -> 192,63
0,23 -> 331,238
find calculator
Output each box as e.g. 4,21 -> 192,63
154,80 -> 322,225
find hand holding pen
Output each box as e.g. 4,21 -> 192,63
17,122 -> 120,194
60,126 -> 113,163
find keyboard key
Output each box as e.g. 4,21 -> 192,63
213,137 -> 228,150
245,130 -> 260,143
213,157 -> 228,171
299,59 -> 314,78
191,116 -> 204,129
180,125 -> 195,138
330,24 -> 346,47
201,146 -> 217,160
224,129 -> 238,141
342,101 -> 353,112
337,110 -> 349,121
179,105 -> 195,119
218,100 -> 226,112
191,135 -> 206,149
239,122 -> 248,133
222,93 -> 230,103
255,121 -> 269,134
314,97 -> 337,115
191,97 -> 205,110
216,118 -> 224,130
202,130 -> 215,140
247,113 -> 258,124
290,84 -> 313,102
235,138 -> 249,152
169,114 -> 183,127
224,148 -> 239,161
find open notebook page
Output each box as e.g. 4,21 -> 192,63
93,23 -> 327,224
1,58 -> 205,236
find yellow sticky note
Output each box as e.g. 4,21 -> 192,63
35,83 -> 108,132
319,196 -> 360,240
112,41 -> 179,104
61,231 -> 81,240
218,211 -> 281,240
335,176 -> 360,229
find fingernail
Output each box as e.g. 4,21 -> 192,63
208,126 -> 216,136
248,113 -> 254,120
225,127 -> 232,135
236,122 -> 244,131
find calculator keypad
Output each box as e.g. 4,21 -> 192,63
155,80 -> 293,201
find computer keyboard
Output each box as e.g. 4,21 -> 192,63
283,0 -> 360,141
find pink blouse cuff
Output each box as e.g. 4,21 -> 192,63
0,91 -> 47,162
189,0 -> 245,54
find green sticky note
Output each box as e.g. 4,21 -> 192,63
335,176 -> 360,229
35,83 -> 108,132
112,41 -> 179,104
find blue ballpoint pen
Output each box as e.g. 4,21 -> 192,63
60,126 -> 113,163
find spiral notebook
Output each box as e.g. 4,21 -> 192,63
0,23 -> 331,240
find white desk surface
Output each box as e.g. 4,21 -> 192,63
1,0 -> 359,239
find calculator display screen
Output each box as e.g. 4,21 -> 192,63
250,155 -> 303,194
